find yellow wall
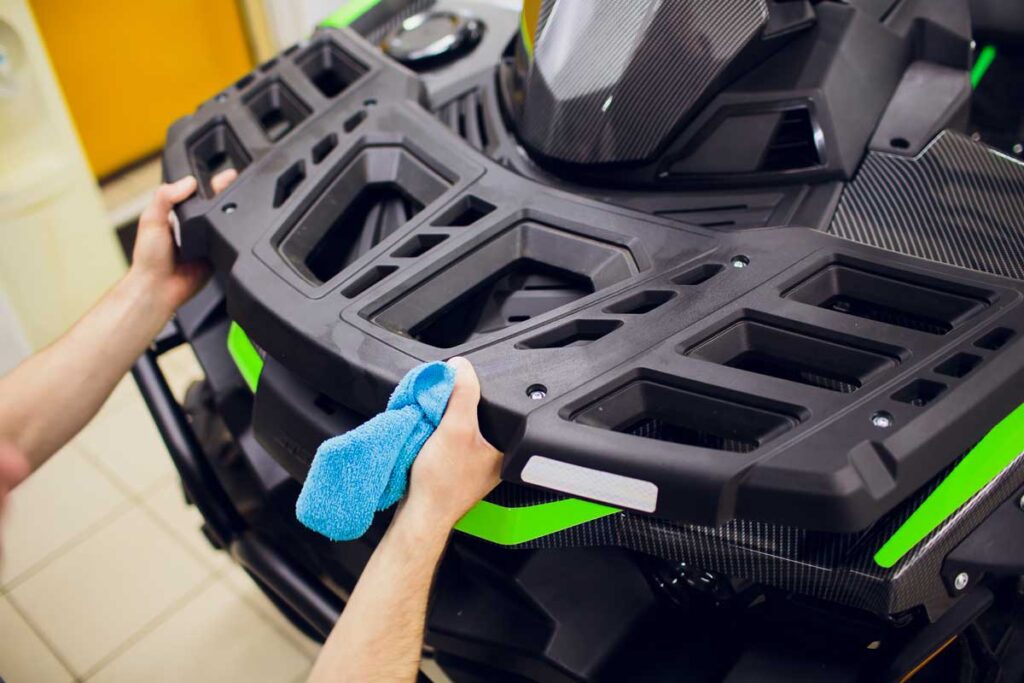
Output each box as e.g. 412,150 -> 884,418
31,0 -> 253,178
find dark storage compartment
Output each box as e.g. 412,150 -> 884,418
277,146 -> 450,284
573,380 -> 798,454
295,41 -> 367,98
372,222 -> 637,348
244,79 -> 311,142
784,263 -> 989,335
686,320 -> 898,393
187,121 -> 251,198
304,186 -> 421,281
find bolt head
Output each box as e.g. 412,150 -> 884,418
954,572 -> 969,591
872,412 -> 894,429
527,384 -> 547,400
731,255 -> 750,269
1018,493 -> 1024,511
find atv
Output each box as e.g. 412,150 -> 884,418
137,0 -> 1024,679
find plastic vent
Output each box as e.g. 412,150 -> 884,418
435,89 -> 490,152
760,108 -> 821,171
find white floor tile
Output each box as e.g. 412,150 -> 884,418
88,578 -> 311,683
76,392 -> 176,495
1,447 -> 128,587
142,478 -> 229,571
421,657 -> 455,683
223,563 -> 323,658
9,506 -> 211,676
0,596 -> 73,683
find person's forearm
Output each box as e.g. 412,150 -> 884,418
0,269 -> 172,469
309,502 -> 451,683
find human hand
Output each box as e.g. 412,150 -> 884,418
0,443 -> 30,561
403,358 -> 502,531
129,169 -> 237,314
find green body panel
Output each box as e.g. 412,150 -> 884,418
321,0 -> 383,28
455,498 -> 620,545
874,403 -> 1024,568
971,44 -> 997,89
227,322 -> 264,393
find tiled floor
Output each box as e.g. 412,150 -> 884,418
0,347 -> 320,682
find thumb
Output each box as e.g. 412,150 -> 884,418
441,357 -> 481,430
139,176 -> 198,231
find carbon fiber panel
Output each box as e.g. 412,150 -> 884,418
831,131 -> 1024,281
483,451 -> 1024,617
510,0 -> 768,165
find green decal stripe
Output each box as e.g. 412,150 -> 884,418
227,322 -> 264,393
321,0 -> 382,28
874,403 -> 1024,568
971,44 -> 997,89
455,498 -> 619,545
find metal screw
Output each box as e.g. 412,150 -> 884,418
1018,493 -> 1024,511
954,572 -> 969,591
215,92 -> 228,103
527,384 -> 547,400
731,255 -> 750,269
872,412 -> 893,429
1014,143 -> 1023,156
222,203 -> 237,214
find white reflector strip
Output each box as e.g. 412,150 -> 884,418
521,456 -> 658,512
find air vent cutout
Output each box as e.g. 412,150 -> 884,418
436,89 -> 491,151
760,108 -> 821,171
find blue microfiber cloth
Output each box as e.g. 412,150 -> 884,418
296,361 -> 456,541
